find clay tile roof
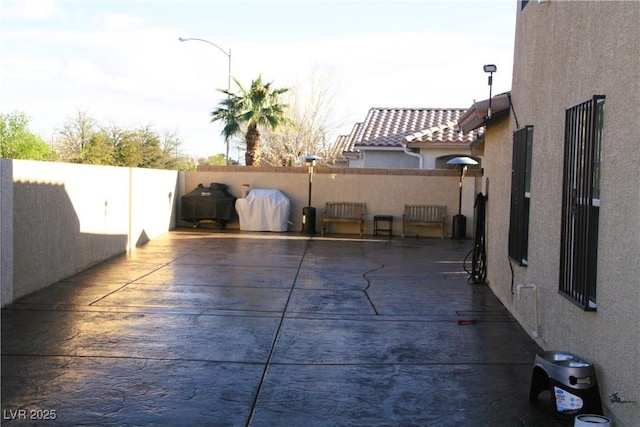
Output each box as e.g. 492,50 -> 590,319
348,122 -> 364,149
405,120 -> 485,145
350,108 -> 480,148
336,122 -> 363,156
330,134 -> 351,158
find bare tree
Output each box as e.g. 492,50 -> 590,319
260,67 -> 347,166
55,110 -> 97,162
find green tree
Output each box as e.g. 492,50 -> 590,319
0,111 -> 57,161
211,75 -> 291,166
80,130 -> 114,165
133,126 -> 163,168
53,110 -> 191,170
198,153 -> 227,166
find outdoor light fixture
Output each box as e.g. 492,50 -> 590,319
483,64 -> 497,119
302,155 -> 320,235
447,156 -> 479,239
303,155 -> 319,206
483,64 -> 497,73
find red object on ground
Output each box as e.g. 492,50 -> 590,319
457,319 -> 477,325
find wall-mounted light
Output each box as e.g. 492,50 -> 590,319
483,64 -> 497,73
483,64 -> 497,119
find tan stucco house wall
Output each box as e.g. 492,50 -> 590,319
481,2 -> 639,425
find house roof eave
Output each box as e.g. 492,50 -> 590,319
353,146 -> 404,152
458,92 -> 511,133
408,142 -> 472,149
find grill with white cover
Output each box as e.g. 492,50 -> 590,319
235,189 -> 290,232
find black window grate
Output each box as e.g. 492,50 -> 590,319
559,95 -> 605,310
509,126 -> 533,265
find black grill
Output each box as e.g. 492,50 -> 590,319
181,183 -> 236,228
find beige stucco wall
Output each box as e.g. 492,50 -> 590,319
187,166 -> 479,236
358,150 -> 419,169
350,147 -> 476,170
483,2 -> 640,425
3,160 -> 179,305
419,147 -> 476,170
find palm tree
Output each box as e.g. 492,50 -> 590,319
211,75 -> 291,166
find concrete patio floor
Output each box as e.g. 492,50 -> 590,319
2,229 -> 564,426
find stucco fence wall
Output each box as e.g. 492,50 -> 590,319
186,165 -> 480,236
1,159 -> 180,306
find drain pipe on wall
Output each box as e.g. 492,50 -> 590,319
402,144 -> 423,169
516,283 -> 539,338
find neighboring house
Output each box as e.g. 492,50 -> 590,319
336,108 -> 483,169
459,1 -> 639,426
324,134 -> 350,166
330,122 -> 363,166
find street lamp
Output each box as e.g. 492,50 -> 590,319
302,155 -> 319,235
447,156 -> 479,239
483,64 -> 497,119
179,37 -> 232,165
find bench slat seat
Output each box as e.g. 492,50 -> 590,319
402,205 -> 446,239
322,202 -> 366,236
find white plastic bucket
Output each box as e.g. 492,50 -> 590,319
574,414 -> 612,427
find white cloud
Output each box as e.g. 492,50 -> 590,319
2,0 -> 61,20
99,12 -> 144,31
63,59 -> 110,86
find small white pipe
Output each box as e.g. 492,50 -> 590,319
402,143 -> 423,169
516,284 -> 539,338
516,283 -> 537,296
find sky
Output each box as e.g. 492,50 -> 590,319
0,0 -> 517,161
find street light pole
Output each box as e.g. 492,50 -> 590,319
178,37 -> 232,165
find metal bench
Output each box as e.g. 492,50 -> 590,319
402,205 -> 446,239
321,202 -> 366,236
